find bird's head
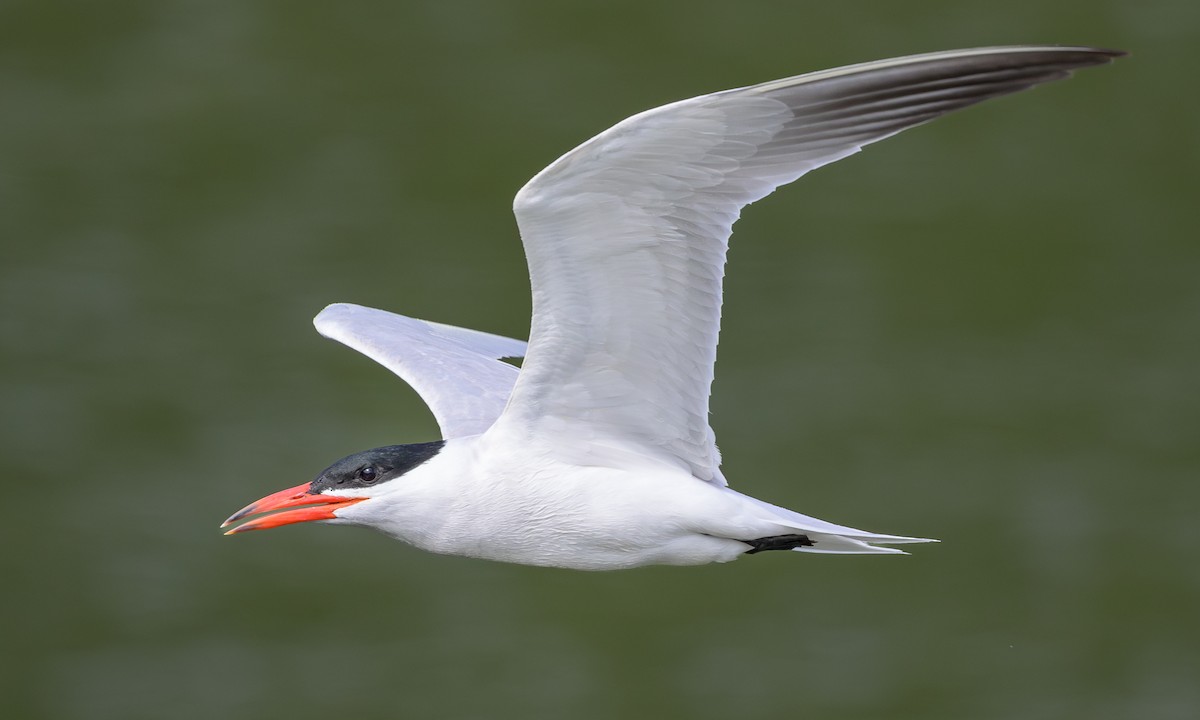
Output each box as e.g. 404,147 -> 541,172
221,441 -> 446,535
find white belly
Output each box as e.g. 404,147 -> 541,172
333,434 -> 915,567
336,435 -> 792,570
409,451 -> 771,569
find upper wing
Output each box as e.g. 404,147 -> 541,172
496,46 -> 1122,484
314,303 -> 527,439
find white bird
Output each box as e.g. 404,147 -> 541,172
223,46 -> 1121,570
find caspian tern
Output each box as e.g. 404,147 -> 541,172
223,46 -> 1122,570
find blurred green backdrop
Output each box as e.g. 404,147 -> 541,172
2,1 -> 1197,719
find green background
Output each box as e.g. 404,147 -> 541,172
3,1 -> 1196,718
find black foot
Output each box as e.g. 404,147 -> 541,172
743,534 -> 815,554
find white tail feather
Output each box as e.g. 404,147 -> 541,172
727,488 -> 938,554
796,533 -> 908,555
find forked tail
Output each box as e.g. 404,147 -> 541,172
729,489 -> 937,555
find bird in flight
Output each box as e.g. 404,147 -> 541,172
223,46 -> 1122,570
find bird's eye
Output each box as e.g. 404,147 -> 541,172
357,466 -> 378,484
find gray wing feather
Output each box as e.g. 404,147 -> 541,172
499,46 -> 1121,484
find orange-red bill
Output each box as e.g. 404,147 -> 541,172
222,482 -> 366,535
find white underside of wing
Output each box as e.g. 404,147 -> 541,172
314,303 -> 527,439
495,46 -> 1120,485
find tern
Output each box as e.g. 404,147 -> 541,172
223,46 -> 1121,570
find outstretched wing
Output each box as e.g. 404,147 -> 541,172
315,303 -> 527,439
496,46 -> 1122,483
